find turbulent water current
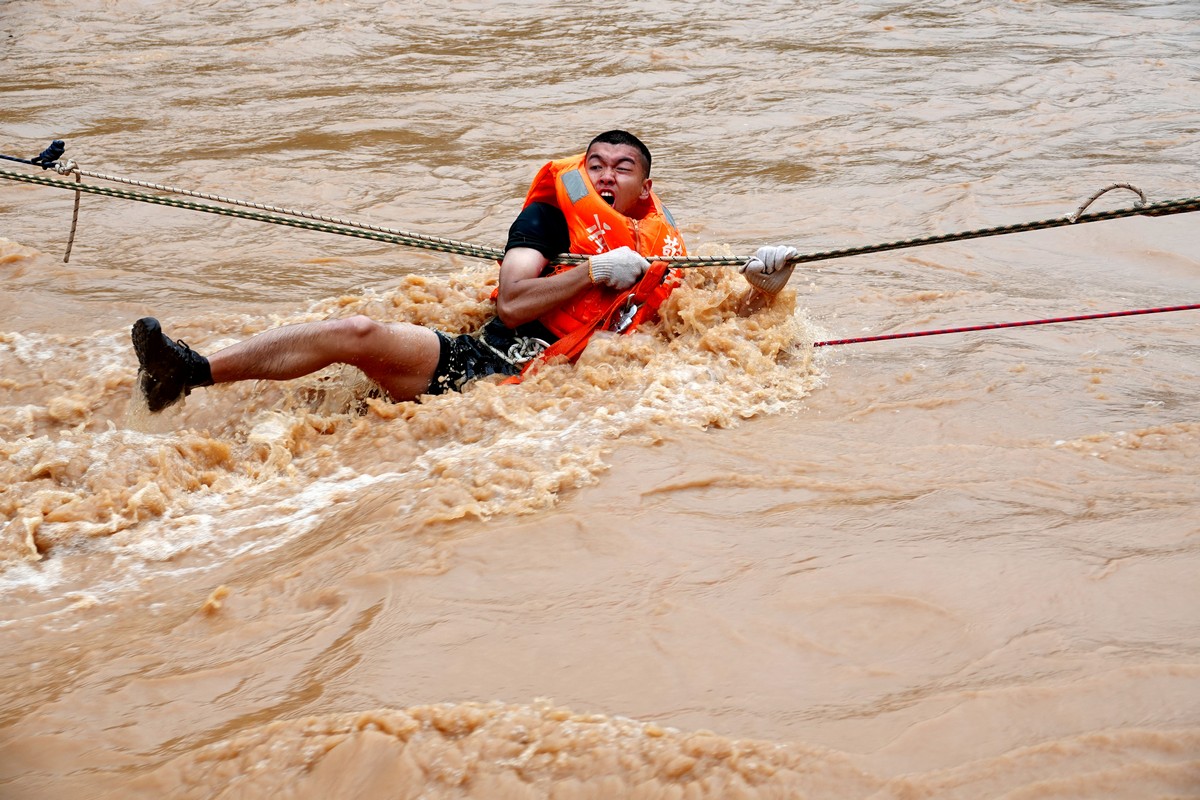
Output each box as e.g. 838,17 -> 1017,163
2,1 -> 1199,797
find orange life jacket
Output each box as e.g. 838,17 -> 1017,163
524,153 -> 687,340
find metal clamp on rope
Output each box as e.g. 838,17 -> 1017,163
611,297 -> 640,334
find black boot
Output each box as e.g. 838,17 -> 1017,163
131,317 -> 214,413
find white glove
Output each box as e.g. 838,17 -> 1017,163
740,245 -> 799,294
589,246 -> 649,290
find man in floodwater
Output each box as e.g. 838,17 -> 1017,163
132,130 -> 798,413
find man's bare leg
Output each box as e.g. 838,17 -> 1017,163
208,315 -> 442,402
133,315 -> 443,412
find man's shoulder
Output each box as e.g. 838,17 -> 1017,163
505,202 -> 568,258
517,201 -> 566,226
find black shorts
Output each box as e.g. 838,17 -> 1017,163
427,320 -> 551,395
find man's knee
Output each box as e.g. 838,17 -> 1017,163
324,315 -> 436,368
329,315 -> 383,342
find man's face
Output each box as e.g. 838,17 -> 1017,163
585,142 -> 651,216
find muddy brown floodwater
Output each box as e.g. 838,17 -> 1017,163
2,1 -> 1198,797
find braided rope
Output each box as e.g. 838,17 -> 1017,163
656,188 -> 1200,268
52,162 -> 502,259
63,168 -> 82,263
2,166 -> 1196,268
0,168 -> 506,260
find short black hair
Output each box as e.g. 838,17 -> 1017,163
587,130 -> 652,176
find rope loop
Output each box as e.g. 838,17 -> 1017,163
1068,183 -> 1147,223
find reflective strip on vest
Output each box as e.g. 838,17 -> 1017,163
561,169 -> 589,204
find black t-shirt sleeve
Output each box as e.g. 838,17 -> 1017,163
504,202 -> 569,259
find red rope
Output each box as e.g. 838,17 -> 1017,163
813,303 -> 1200,348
